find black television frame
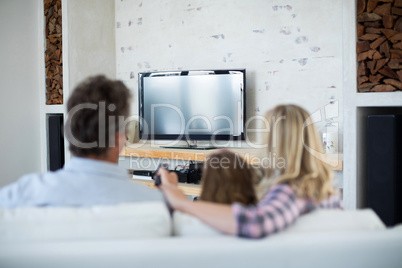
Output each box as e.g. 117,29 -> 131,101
138,69 -> 246,144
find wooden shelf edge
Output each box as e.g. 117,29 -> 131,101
121,146 -> 343,171
132,178 -> 201,196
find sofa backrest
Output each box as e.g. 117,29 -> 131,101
173,209 -> 386,237
0,204 -> 387,243
0,202 -> 171,243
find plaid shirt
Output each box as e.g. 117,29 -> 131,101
232,183 -> 343,238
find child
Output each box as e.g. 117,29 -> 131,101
199,150 -> 258,206
158,104 -> 342,239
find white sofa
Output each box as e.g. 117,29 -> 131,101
0,202 -> 401,268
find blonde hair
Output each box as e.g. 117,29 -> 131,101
257,104 -> 335,202
200,150 -> 258,205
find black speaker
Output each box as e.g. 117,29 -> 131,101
48,114 -> 65,171
367,115 -> 402,226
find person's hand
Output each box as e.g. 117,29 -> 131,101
157,168 -> 190,211
157,167 -> 178,186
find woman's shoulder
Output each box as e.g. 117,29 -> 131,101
259,183 -> 297,204
318,193 -> 343,209
262,183 -> 343,210
268,183 -> 296,195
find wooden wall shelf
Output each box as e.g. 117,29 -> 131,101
121,144 -> 343,171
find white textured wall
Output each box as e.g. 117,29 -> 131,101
68,0 -> 116,89
0,0 -> 42,186
115,0 -> 343,146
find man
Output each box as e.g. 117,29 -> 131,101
0,75 -> 162,207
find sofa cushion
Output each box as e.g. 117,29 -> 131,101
173,209 -> 385,237
0,202 -> 171,243
392,223 -> 402,232
284,208 -> 386,234
173,211 -> 223,237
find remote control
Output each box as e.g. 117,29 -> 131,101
153,163 -> 169,186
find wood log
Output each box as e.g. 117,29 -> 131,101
358,75 -> 369,86
357,0 -> 366,14
397,70 -> 402,80
393,42 -> 402,50
395,17 -> 402,32
366,27 -> 382,34
380,41 -> 390,58
358,12 -> 382,22
366,60 -> 376,73
381,28 -> 398,38
390,48 -> 402,58
395,0 -> 402,8
55,49 -> 61,60
357,50 -> 376,61
373,58 -> 389,73
371,84 -> 396,91
54,74 -> 60,82
359,33 -> 381,40
357,40 -> 371,53
373,50 -> 383,59
367,0 -> 380,13
388,58 -> 402,68
392,7 -> 402,16
364,21 -> 382,27
379,65 -> 399,78
369,73 -> 384,83
357,23 -> 365,37
358,83 -> 377,92
383,15 -> 395,28
389,32 -> 402,43
358,61 -> 368,77
384,78 -> 402,89
373,3 -> 391,16
370,36 -> 387,49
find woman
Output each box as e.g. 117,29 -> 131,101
158,104 -> 342,239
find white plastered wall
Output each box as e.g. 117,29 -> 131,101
0,0 -> 43,187
67,0 -> 116,88
64,0 -> 116,159
115,0 -> 344,186
115,0 -> 343,144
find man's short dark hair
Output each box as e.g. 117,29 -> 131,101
65,75 -> 132,157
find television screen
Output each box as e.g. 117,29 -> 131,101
138,69 -> 245,143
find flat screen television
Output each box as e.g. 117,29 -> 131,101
138,69 -> 246,149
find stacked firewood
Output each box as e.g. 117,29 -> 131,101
357,0 -> 402,92
44,0 -> 63,104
